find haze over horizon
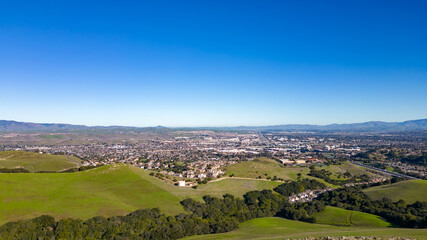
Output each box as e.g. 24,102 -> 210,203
1,0 -> 427,127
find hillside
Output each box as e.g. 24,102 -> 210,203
184,217 -> 427,240
224,157 -> 308,181
313,206 -> 392,227
0,151 -> 80,172
0,164 -> 280,224
363,180 -> 427,203
224,158 -> 377,184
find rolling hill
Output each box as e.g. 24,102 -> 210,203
313,206 -> 392,227
0,151 -> 81,172
0,164 -> 282,224
184,217 -> 427,240
224,158 -> 377,185
363,179 -> 427,203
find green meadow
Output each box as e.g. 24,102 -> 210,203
313,206 -> 392,227
0,164 -> 282,224
363,179 -> 427,203
184,217 -> 427,240
0,151 -> 80,172
224,157 -> 311,180
224,158 -> 376,185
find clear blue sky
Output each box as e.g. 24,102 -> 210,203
1,0 -> 426,127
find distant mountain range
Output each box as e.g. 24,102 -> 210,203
0,119 -> 427,133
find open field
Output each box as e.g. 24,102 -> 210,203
313,206 -> 392,227
224,157 -> 311,180
363,180 -> 427,203
0,151 -> 80,172
130,166 -> 281,201
224,158 -> 378,185
184,217 -> 427,240
0,164 -> 281,224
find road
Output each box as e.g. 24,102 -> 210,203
350,161 -> 419,180
258,131 -> 271,147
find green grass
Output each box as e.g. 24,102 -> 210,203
0,151 -> 80,172
0,164 -> 281,224
131,167 -> 281,201
313,206 -> 391,227
224,158 -> 377,186
225,157 -> 310,181
363,180 -> 427,203
0,164 -> 184,224
184,217 -> 427,240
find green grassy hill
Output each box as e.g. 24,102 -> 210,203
224,157 -> 310,180
0,151 -> 80,172
363,180 -> 427,203
0,164 -> 280,224
224,158 -> 376,184
313,206 -> 391,227
184,217 -> 427,240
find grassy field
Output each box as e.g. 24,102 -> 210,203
224,157 -> 311,181
184,217 -> 427,240
313,206 -> 391,227
0,151 -> 80,172
0,164 -> 281,224
363,180 -> 427,203
224,158 -> 377,184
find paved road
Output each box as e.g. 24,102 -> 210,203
350,161 -> 419,180
258,131 -> 271,147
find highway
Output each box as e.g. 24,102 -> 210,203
350,161 -> 419,180
258,131 -> 271,147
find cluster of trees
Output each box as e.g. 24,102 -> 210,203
0,208 -> 216,239
317,187 -> 427,228
400,153 -> 427,165
277,200 -> 325,222
308,166 -> 370,185
273,178 -> 326,196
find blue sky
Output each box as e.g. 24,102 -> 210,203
1,0 -> 426,127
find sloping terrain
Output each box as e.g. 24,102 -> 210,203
224,157 -> 311,181
0,151 -> 80,172
313,206 -> 391,227
363,180 -> 427,203
184,217 -> 427,240
225,158 -> 377,184
0,164 -> 184,224
0,164 -> 281,224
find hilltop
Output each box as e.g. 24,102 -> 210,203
0,151 -> 80,172
363,180 -> 427,203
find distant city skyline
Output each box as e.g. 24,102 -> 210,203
1,1 -> 426,127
